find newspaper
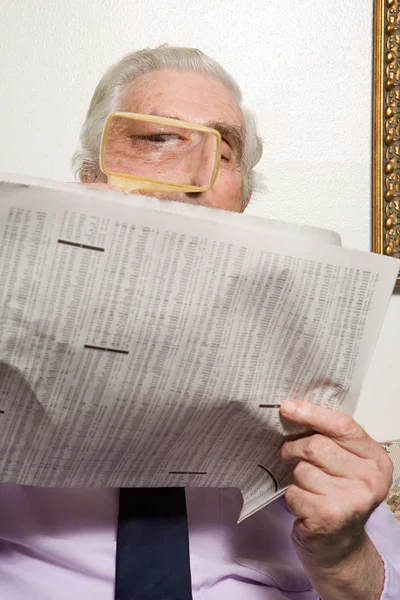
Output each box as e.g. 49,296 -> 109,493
0,174 -> 398,522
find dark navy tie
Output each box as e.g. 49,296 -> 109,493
115,488 -> 193,600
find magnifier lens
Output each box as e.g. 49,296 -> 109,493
103,114 -> 218,189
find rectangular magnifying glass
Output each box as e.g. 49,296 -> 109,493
100,112 -> 222,194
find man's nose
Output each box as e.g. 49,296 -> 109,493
188,151 -> 216,189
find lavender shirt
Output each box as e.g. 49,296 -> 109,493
0,484 -> 399,599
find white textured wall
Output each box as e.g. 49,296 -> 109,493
1,0 -> 398,440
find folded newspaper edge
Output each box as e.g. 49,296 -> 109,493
1,173 -> 342,245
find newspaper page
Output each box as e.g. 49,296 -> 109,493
0,175 -> 398,522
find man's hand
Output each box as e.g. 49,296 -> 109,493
280,400 -> 393,599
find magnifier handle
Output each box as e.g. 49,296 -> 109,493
107,175 -> 143,193
107,175 -> 205,194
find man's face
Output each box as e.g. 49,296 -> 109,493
115,70 -> 247,213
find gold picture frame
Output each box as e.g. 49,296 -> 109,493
373,0 -> 400,286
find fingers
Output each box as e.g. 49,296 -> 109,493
285,485 -> 320,524
280,400 -> 382,462
281,401 -> 394,544
285,485 -> 358,535
281,434 -> 371,479
292,460 -> 337,495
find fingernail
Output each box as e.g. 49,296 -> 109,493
281,400 -> 297,413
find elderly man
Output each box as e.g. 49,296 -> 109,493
1,46 -> 399,600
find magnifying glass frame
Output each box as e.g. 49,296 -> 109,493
100,112 -> 222,194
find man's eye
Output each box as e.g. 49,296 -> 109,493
131,134 -> 180,144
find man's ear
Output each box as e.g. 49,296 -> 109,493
94,172 -> 108,183
80,163 -> 106,184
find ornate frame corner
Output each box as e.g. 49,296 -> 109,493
373,0 -> 400,286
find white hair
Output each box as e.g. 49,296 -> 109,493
72,45 -> 263,204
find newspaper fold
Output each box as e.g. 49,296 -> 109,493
0,175 -> 398,521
